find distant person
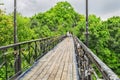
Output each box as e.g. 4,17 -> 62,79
67,31 -> 70,37
67,31 -> 72,37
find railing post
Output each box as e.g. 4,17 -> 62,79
3,50 -> 8,80
14,45 -> 21,77
39,41 -> 41,56
40,41 -> 43,55
14,0 -> 17,44
14,0 -> 21,77
18,45 -> 21,73
85,0 -> 89,47
43,40 -> 45,54
88,60 -> 92,80
14,48 -> 17,73
47,38 -> 50,52
34,41 -> 37,59
28,43 -> 31,64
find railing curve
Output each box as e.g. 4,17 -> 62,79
0,35 -> 66,80
73,36 -> 119,80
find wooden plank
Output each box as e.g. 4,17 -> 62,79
29,49 -> 60,80
54,39 -> 70,80
28,43 -> 62,80
50,43 -> 68,80
61,46 -> 70,80
42,46 -> 65,80
67,38 -> 74,80
20,47 -> 56,80
35,45 -> 63,80
18,37 -> 79,80
55,38 -> 72,80
29,38 -> 68,80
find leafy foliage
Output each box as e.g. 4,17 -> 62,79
31,1 -> 80,37
16,13 -> 37,41
0,1 -> 120,77
0,11 -> 13,46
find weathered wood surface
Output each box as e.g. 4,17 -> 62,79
18,37 -> 78,80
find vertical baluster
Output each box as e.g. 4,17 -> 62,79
3,49 -> 8,80
43,39 -> 45,54
53,38 -> 55,47
34,41 -> 37,60
87,57 -> 92,80
44,39 -> 46,53
46,38 -> 49,52
41,40 -> 43,54
50,38 -> 52,50
39,40 -> 41,56
40,40 -> 43,56
37,41 -> 39,54
81,49 -> 85,80
14,45 -> 21,78
45,39 -> 47,53
48,39 -> 50,51
49,39 -> 51,50
46,39 -> 48,53
28,43 -> 31,64
18,45 -> 21,74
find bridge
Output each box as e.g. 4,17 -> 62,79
0,35 -> 119,80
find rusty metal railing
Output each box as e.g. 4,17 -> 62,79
73,36 -> 119,80
0,35 -> 66,80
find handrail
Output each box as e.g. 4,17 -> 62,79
0,37 -> 52,50
0,35 -> 66,80
73,36 -> 119,80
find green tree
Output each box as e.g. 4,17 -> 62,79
0,10 -> 13,46
16,13 -> 37,42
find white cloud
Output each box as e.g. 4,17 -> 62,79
101,10 -> 120,20
0,0 -> 120,20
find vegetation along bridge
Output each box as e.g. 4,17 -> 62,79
0,35 -> 119,80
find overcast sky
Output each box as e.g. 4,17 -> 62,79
0,0 -> 120,20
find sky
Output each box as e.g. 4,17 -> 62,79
0,0 -> 120,20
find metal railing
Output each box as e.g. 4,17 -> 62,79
0,35 -> 66,80
73,36 -> 120,80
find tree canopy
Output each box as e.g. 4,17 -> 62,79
0,1 -> 120,77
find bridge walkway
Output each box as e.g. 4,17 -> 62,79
18,37 -> 78,80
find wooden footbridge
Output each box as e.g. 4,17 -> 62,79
0,35 -> 119,80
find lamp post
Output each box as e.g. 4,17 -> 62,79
14,0 -> 21,77
85,0 -> 89,47
14,0 -> 17,44
85,0 -> 91,80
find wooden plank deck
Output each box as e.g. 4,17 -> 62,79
18,37 -> 78,80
